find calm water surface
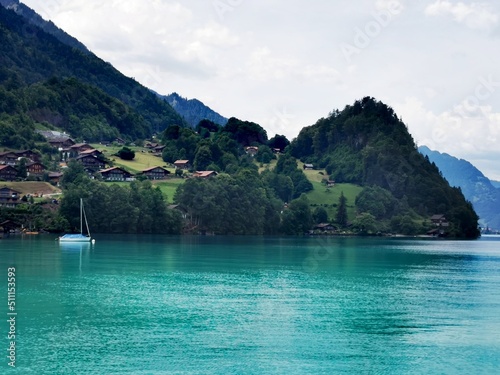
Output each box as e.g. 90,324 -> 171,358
1,235 -> 500,374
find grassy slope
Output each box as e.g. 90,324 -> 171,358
1,181 -> 61,195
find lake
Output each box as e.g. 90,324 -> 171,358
1,235 -> 500,374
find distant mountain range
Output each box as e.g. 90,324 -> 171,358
419,146 -> 500,230
162,92 -> 228,128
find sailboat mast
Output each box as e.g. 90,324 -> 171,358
80,198 -> 83,234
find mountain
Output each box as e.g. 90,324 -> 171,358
0,4 -> 186,142
0,0 -> 89,53
163,92 -> 228,128
289,97 -> 479,238
419,146 -> 500,230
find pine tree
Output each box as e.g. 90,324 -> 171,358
336,191 -> 348,227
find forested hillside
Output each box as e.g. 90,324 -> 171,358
419,146 -> 500,230
290,97 -> 479,238
0,5 -> 185,142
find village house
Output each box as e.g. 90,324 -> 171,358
49,137 -> 75,149
0,165 -> 18,181
313,223 -> 336,232
0,151 -> 18,166
245,146 -> 259,157
0,186 -> 21,207
193,171 -> 218,179
48,172 -> 63,186
62,143 -> 94,160
15,150 -> 40,162
76,154 -> 106,172
174,160 -> 190,170
141,166 -> 171,180
430,214 -> 449,227
303,163 -> 315,170
26,162 -> 46,177
327,180 -> 335,187
145,142 -> 160,149
78,149 -> 103,158
99,167 -> 134,182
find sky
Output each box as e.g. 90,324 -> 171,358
20,0 -> 500,180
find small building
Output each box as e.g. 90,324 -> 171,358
145,142 -> 160,149
48,172 -> 63,186
0,186 -> 21,207
99,167 -> 134,182
141,166 -> 171,180
76,154 -> 106,172
0,152 -> 18,166
272,148 -> 281,154
430,214 -> 449,227
153,145 -> 166,155
15,150 -> 40,162
174,160 -> 190,170
0,165 -> 18,181
303,163 -> 314,170
78,149 -> 103,158
49,137 -> 75,149
327,180 -> 335,187
313,223 -> 336,232
245,146 -> 259,156
193,171 -> 218,179
26,162 -> 46,177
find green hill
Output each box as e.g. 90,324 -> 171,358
0,5 -> 185,145
290,97 -> 479,238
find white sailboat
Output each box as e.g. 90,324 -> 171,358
59,198 -> 93,243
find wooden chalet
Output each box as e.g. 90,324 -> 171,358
174,160 -> 190,170
99,167 -> 134,182
76,154 -> 106,171
15,150 -> 40,162
303,163 -> 314,170
0,165 -> 18,181
0,186 -> 21,207
26,162 -> 46,177
0,151 -> 18,166
193,171 -> 218,179
49,137 -> 75,149
48,172 -> 63,186
141,166 -> 171,180
79,149 -> 103,157
430,214 -> 449,227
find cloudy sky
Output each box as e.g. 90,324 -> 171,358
21,0 -> 500,179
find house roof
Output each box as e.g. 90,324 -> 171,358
26,162 -> 46,168
193,171 -> 217,178
174,160 -> 190,164
99,166 -> 132,175
0,165 -> 17,171
0,186 -> 21,193
430,214 -> 446,220
0,151 -> 18,157
142,166 -> 170,173
79,149 -> 101,155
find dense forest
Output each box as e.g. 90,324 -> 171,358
0,5 -> 185,143
289,97 -> 479,238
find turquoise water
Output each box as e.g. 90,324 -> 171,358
1,235 -> 500,374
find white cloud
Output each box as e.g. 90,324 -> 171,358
425,1 -> 498,30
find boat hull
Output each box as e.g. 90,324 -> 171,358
59,234 -> 91,242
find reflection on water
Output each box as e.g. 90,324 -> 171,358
1,235 -> 499,374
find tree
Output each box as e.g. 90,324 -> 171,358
116,147 -> 135,160
313,206 -> 328,224
336,191 -> 348,227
